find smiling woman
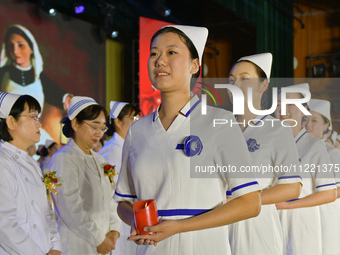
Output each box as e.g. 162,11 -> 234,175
45,96 -> 121,255
0,91 -> 62,254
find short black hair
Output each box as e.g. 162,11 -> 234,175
62,104 -> 108,138
106,103 -> 140,136
0,95 -> 41,142
151,27 -> 201,90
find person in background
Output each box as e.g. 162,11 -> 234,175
274,83 -> 336,255
46,96 -> 121,255
99,101 -> 140,255
302,99 -> 340,255
0,91 -> 61,254
41,139 -> 59,170
227,53 -> 302,255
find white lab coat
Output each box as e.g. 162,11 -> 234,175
319,142 -> 340,255
0,141 -> 61,254
47,138 -> 121,255
278,129 -> 336,255
229,115 -> 302,255
115,96 -> 261,255
99,133 -> 138,255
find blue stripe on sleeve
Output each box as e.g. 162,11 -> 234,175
115,191 -> 137,198
158,209 -> 211,217
278,175 -> 302,180
316,183 -> 336,189
230,181 -> 259,194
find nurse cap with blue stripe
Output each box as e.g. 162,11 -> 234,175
238,53 -> 273,82
109,101 -> 128,119
162,25 -> 208,65
0,91 -> 21,119
67,96 -> 98,120
308,99 -> 332,130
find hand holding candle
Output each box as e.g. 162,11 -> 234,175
133,199 -> 159,235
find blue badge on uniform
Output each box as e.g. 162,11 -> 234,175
176,135 -> 203,157
247,138 -> 260,152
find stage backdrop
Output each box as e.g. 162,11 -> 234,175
0,0 -> 105,148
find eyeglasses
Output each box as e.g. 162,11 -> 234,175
18,113 -> 41,122
83,121 -> 108,133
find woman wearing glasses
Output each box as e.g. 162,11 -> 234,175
46,96 -> 121,255
0,92 -> 61,254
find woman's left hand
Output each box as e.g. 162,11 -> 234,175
46,250 -> 61,255
127,220 -> 180,246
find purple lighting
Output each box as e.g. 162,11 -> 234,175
75,5 -> 84,14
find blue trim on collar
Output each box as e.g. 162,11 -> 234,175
254,115 -> 268,126
115,191 -> 137,198
158,209 -> 211,217
295,131 -> 307,144
185,99 -> 200,117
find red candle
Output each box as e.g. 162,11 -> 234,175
133,199 -> 159,235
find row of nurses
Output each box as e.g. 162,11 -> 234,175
0,92 -> 61,254
227,53 -> 302,255
303,98 -> 340,255
99,101 -> 140,255
46,96 -> 121,255
114,25 -> 262,255
274,84 -> 337,255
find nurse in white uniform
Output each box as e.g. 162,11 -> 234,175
303,99 -> 340,255
99,101 -> 140,255
227,53 -> 302,255
0,92 -> 61,254
46,96 -> 121,255
115,25 -> 262,255
41,139 -> 58,170
274,83 -> 336,255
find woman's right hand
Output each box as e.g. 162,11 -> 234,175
96,236 -> 114,255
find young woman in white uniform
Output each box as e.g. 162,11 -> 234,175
227,53 -> 302,255
274,84 -> 336,255
0,92 -> 61,255
303,99 -> 340,255
41,139 -> 59,170
46,96 -> 121,255
114,25 -> 262,255
99,101 -> 140,255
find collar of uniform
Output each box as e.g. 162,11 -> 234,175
113,132 -> 124,146
68,138 -> 94,159
1,141 -> 29,160
249,115 -> 269,126
294,128 -> 307,143
153,95 -> 201,122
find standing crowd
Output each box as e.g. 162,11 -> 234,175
1,23 -> 340,255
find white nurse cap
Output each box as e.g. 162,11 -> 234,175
0,92 -> 21,119
309,99 -> 332,129
109,101 -> 128,119
67,96 -> 98,120
163,25 -> 208,65
45,139 -> 55,148
238,53 -> 273,81
283,83 -> 310,97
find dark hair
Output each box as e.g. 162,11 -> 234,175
106,103 -> 140,136
321,114 -> 330,135
151,27 -> 200,90
236,60 -> 268,109
0,95 -> 41,142
47,142 -> 57,150
4,26 -> 34,57
37,146 -> 48,157
62,104 -> 108,138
